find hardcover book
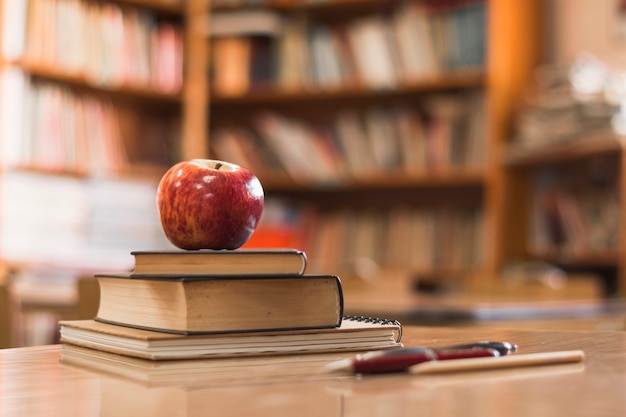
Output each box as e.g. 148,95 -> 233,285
95,273 -> 342,333
129,248 -> 307,276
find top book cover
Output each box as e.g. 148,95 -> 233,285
130,249 -> 308,276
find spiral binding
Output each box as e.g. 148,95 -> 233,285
343,315 -> 403,342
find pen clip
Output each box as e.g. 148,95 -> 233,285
436,341 -> 518,356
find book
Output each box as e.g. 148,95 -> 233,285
1,0 -> 29,60
346,15 -> 400,90
247,36 -> 276,90
392,3 -> 439,80
276,17 -> 313,90
333,110 -> 377,176
130,248 -> 307,276
59,316 -> 403,360
211,36 -> 252,96
152,21 -> 183,93
207,10 -> 282,93
94,273 -> 343,333
209,126 -> 288,179
309,25 -> 344,87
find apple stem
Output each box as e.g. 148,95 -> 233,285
215,162 -> 223,170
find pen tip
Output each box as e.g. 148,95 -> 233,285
326,358 -> 353,372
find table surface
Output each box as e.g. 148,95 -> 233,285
1,325 -> 625,417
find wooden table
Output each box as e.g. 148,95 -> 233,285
1,326 -> 625,417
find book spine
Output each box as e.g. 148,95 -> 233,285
211,92 -> 486,183
210,1 -> 486,95
529,168 -> 620,257
18,0 -> 183,93
1,74 -> 131,176
275,203 -> 485,277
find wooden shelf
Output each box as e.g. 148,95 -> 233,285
260,169 -> 486,192
503,134 -> 623,168
347,170 -> 486,189
114,0 -> 182,15
211,72 -> 485,105
215,0 -> 475,15
528,250 -> 620,269
215,0 -> 398,13
14,60 -> 182,105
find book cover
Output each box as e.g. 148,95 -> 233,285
94,273 -> 343,333
59,316 -> 403,360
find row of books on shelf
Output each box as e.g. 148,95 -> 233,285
211,93 -> 485,183
210,1 -> 486,95
529,170 -> 620,257
0,68 -> 180,176
0,68 -> 128,176
2,0 -> 183,94
511,56 -> 619,150
0,170 -> 171,272
247,201 -> 484,277
59,248 -> 403,360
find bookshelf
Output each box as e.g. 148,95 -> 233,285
496,22 -> 625,298
502,132 -> 624,297
0,0 -> 555,296
205,0 -> 546,289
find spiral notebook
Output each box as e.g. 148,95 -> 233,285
59,316 -> 403,361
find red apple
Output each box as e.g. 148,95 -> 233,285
156,159 -> 264,250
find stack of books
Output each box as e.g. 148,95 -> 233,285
59,249 -> 402,360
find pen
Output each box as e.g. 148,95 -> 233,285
438,341 -> 517,356
326,346 -> 501,374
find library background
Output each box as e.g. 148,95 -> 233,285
1,0 -> 626,347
